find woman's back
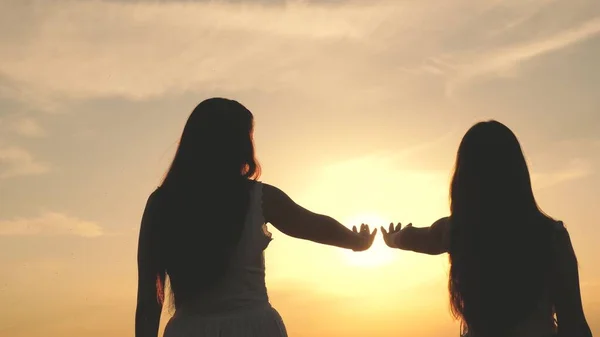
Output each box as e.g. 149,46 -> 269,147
457,219 -> 565,337
163,181 -> 288,337
175,181 -> 272,315
450,215 -> 557,337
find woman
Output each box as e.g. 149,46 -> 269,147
381,121 -> 592,337
135,98 -> 376,337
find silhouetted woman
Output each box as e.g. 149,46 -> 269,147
135,98 -> 376,337
382,121 -> 592,337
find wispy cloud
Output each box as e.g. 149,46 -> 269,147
12,117 -> 45,137
0,0 -> 596,110
446,16 -> 600,95
0,212 -> 103,237
1,0 -> 572,106
0,145 -> 49,179
322,130 -> 458,171
532,158 -> 593,190
0,0 -> 394,104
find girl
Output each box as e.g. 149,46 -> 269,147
135,98 -> 376,337
382,121 -> 592,337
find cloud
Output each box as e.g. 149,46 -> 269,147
0,145 -> 50,179
0,0 -> 597,109
445,15 -> 600,95
0,212 -> 103,237
532,158 -> 593,190
0,113 -> 45,137
0,0 -> 562,106
321,131 -> 457,171
12,117 -> 45,137
0,0 -> 395,104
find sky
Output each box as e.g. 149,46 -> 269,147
1,0 -> 600,336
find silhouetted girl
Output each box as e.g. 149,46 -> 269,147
135,98 -> 376,337
382,121 -> 592,337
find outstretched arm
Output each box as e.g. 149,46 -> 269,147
135,192 -> 165,337
554,227 -> 592,337
382,217 -> 450,255
262,184 -> 376,251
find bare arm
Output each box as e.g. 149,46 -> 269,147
389,217 -> 450,255
135,192 -> 165,337
554,226 -> 592,337
262,184 -> 375,251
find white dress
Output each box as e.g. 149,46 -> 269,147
163,182 -> 288,337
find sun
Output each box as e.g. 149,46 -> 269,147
340,213 -> 396,268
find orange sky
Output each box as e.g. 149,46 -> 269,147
1,1 -> 600,336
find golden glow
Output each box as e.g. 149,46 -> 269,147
341,213 -> 396,268
2,1 -> 600,337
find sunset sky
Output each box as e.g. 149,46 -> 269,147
1,0 -> 600,336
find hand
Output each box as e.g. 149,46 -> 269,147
381,222 -> 412,248
351,223 -> 377,252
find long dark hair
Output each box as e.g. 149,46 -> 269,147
153,97 -> 261,309
449,121 -> 556,336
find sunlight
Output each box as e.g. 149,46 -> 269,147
340,213 -> 396,268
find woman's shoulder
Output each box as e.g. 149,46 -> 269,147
147,186 -> 164,204
257,183 -> 299,222
141,188 -> 163,219
534,215 -> 566,234
257,183 -> 280,207
544,218 -> 577,268
434,216 -> 452,226
546,218 -> 568,238
535,217 -> 569,251
432,217 -> 452,251
432,216 -> 452,234
259,182 -> 282,198
553,220 -> 572,243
